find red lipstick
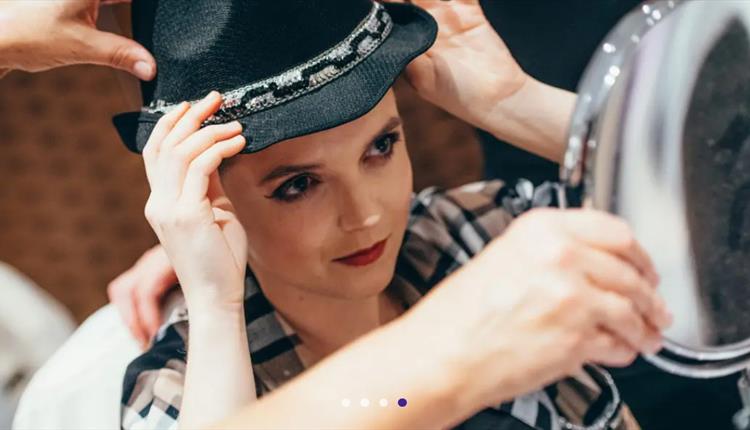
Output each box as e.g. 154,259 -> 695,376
334,239 -> 388,267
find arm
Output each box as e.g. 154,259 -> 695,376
217,311 -> 474,430
179,303 -> 256,429
395,0 -> 575,164
138,93 -> 255,428
479,78 -> 576,164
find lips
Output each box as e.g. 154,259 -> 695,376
334,238 -> 388,267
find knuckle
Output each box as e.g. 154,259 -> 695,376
143,201 -> 158,223
107,45 -> 132,68
551,280 -> 581,309
172,208 -> 197,228
546,241 -> 577,267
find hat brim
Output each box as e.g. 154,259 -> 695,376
113,3 -> 437,154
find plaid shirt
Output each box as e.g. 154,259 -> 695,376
121,180 -> 633,430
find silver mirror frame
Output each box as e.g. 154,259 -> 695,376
562,0 -> 750,378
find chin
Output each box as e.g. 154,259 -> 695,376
325,253 -> 398,300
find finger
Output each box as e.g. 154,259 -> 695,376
74,25 -> 156,80
588,287 -> 662,354
585,331 -> 639,368
562,209 -> 659,285
142,102 -> 190,184
170,121 -> 243,168
180,135 -> 246,203
159,91 -> 223,152
130,286 -> 152,349
580,247 -> 671,330
108,274 -> 148,346
135,284 -> 163,344
157,121 -> 242,202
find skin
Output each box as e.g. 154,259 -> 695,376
220,91 -> 412,362
0,0 -> 155,80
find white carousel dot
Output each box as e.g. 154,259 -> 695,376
379,398 -> 388,407
341,398 -> 351,407
360,398 -> 370,407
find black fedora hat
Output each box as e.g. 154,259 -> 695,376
113,0 -> 437,154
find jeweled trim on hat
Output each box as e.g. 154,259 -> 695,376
144,2 -> 393,124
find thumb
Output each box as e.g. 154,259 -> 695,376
76,26 -> 156,80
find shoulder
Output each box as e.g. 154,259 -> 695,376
397,179 -> 557,291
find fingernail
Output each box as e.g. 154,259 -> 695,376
134,61 -> 154,80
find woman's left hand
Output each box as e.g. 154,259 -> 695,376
389,0 -> 528,128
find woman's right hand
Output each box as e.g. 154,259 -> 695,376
409,208 -> 672,409
142,91 -> 248,313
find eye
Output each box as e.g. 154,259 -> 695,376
364,132 -> 400,161
271,174 -> 319,202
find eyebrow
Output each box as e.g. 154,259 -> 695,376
259,116 -> 403,186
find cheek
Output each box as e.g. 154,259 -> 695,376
386,146 -> 413,223
241,204 -> 331,272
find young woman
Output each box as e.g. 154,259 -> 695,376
115,1 -> 670,429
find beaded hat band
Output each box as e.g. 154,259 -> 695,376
144,3 -> 393,126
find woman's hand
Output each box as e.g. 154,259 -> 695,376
390,0 -> 527,127
409,208 -> 672,410
142,91 -> 248,313
142,92 -> 256,428
0,0 -> 156,80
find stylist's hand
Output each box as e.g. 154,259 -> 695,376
387,0 -> 526,127
410,208 -> 672,408
107,244 -> 177,348
142,92 -> 247,312
0,0 -> 156,80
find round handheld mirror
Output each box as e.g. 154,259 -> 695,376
561,0 -> 750,379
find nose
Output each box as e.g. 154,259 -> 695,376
337,187 -> 382,233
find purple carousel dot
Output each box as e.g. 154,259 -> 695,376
397,398 -> 407,407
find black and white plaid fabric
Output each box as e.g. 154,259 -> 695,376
121,180 -> 632,430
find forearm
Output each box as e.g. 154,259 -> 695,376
215,312 -> 479,430
179,302 -> 256,430
479,78 -> 577,164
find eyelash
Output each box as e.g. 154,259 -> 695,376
269,132 -> 401,203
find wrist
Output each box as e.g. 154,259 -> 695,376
481,77 -> 576,163
389,309 -> 483,426
186,296 -> 245,325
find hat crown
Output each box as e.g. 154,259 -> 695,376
133,0 -> 374,104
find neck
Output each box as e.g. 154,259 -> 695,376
257,274 -> 403,365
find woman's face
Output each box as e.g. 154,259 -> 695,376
220,90 -> 413,299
